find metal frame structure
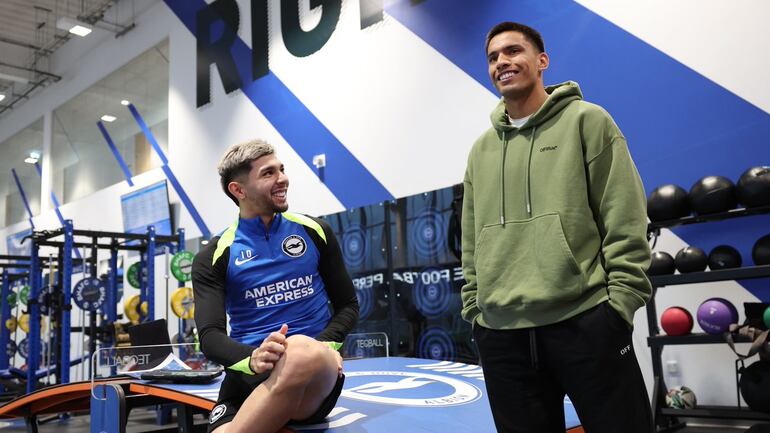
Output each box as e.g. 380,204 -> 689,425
23,221 -> 185,393
0,255 -> 31,372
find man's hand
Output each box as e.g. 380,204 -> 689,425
249,324 -> 288,374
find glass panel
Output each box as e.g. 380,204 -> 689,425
0,118 -> 42,227
391,187 -> 477,364
52,40 -> 169,204
322,203 -> 394,355
322,187 -> 476,364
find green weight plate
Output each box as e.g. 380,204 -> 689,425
127,262 -> 142,289
170,251 -> 194,282
7,292 -> 17,309
19,285 -> 29,305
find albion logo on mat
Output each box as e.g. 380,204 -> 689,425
282,235 -> 307,257
341,371 -> 481,407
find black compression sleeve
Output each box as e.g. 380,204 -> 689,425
306,217 -> 359,342
192,239 -> 257,371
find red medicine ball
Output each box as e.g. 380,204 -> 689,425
661,307 -> 694,336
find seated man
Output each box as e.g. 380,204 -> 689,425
192,139 -> 359,433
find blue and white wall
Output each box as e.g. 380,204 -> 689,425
0,0 -> 768,404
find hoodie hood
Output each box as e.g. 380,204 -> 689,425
490,81 -> 583,132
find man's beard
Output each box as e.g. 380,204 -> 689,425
272,201 -> 289,213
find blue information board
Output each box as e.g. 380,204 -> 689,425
4,228 -> 32,274
120,180 -> 172,237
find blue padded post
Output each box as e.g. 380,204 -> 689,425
0,270 -> 10,370
62,220 -> 74,384
90,383 -> 126,433
26,241 -> 40,393
146,226 -> 156,322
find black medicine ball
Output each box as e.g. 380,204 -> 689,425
754,234 -> 770,266
737,166 -> 770,208
648,184 -> 690,222
740,360 -> 770,414
707,245 -> 742,270
688,175 -> 737,215
648,251 -> 676,276
675,246 -> 708,273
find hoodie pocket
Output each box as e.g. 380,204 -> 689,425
475,212 -> 585,309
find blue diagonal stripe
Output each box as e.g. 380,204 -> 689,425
164,0 -> 393,209
97,121 -> 135,187
127,103 -> 212,239
11,168 -> 35,229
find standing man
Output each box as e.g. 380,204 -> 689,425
461,22 -> 653,433
193,139 -> 359,433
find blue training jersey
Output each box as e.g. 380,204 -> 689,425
192,212 -> 358,375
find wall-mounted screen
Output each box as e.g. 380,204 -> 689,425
120,180 -> 172,237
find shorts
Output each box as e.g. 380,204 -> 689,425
207,371 -> 345,432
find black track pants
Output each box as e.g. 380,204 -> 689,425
473,302 -> 653,433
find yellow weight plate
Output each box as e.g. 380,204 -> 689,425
5,317 -> 17,332
18,314 -> 46,334
19,314 -> 29,333
170,287 -> 195,319
124,295 -> 149,325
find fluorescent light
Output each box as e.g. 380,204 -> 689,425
69,25 -> 92,37
0,94 -> 5,103
24,151 -> 40,164
0,72 -> 29,85
120,100 -> 130,106
56,17 -> 92,37
101,115 -> 116,122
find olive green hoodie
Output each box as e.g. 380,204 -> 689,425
461,81 -> 651,329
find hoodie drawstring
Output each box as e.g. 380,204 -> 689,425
525,126 -> 536,218
499,131 -> 507,225
501,126 -> 537,221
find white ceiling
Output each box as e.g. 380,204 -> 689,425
0,0 -> 132,117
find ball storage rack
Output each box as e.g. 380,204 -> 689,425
646,204 -> 770,431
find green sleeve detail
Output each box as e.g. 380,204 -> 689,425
212,220 -> 239,265
228,357 -> 255,375
322,341 -> 343,351
282,212 -> 326,243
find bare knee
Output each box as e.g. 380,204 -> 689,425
272,335 -> 333,391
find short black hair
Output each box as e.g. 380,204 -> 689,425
485,22 -> 545,54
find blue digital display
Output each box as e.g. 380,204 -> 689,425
120,180 -> 172,237
5,228 -> 31,256
5,228 -> 32,274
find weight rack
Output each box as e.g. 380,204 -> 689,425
23,220 -> 185,393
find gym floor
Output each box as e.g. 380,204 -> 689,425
0,410 -> 210,432
0,415 -> 763,433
